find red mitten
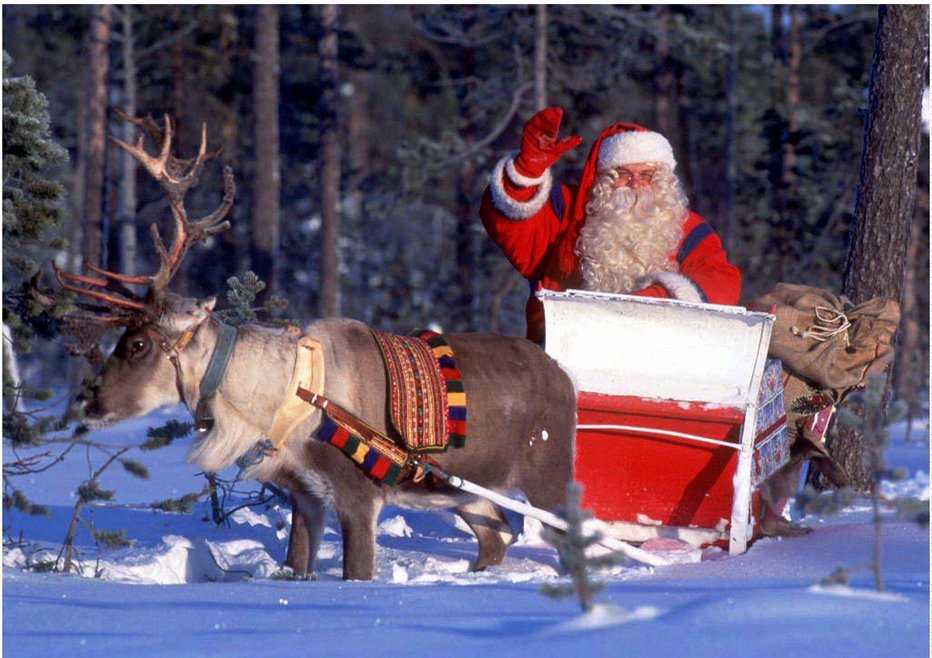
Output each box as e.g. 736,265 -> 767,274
513,107 -> 583,178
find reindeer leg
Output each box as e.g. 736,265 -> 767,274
337,497 -> 383,581
455,498 -> 514,571
284,492 -> 311,576
285,491 -> 329,578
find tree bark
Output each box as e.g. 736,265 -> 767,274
768,5 -> 788,281
217,5 -> 241,277
83,5 -> 111,269
454,43 -> 477,330
345,68 -> 370,321
813,5 -> 929,491
654,6 -> 675,139
720,6 -> 738,247
893,201 -> 922,441
118,4 -> 138,277
318,5 -> 342,317
69,55 -> 89,273
251,4 -> 281,297
534,5 -> 548,110
785,5 -> 802,177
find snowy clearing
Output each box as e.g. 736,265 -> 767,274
3,403 -> 929,657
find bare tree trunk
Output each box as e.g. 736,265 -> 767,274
813,5 -> 929,491
118,4 -> 138,276
69,60 -> 89,273
83,5 -> 111,269
534,5 -> 548,110
218,5 -> 241,278
785,5 -> 802,177
654,6 -> 675,139
344,51 -> 370,321
318,5 -> 342,317
720,6 -> 738,247
455,43 -> 478,330
768,5 -> 788,282
893,205 -> 922,441
252,4 -> 281,297
169,5 -> 190,294
676,63 -> 705,207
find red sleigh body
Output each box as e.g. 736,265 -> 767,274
540,290 -> 789,554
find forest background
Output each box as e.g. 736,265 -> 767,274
2,4 -> 928,409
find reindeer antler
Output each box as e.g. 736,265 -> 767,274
110,113 -> 235,297
56,112 -> 235,316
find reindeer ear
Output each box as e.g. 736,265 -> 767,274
199,296 -> 217,313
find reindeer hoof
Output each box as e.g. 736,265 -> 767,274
271,566 -> 317,581
761,513 -> 813,538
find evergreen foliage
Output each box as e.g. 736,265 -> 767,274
2,50 -> 71,357
141,419 -> 194,451
4,7 -> 924,358
1,52 -> 77,525
77,479 -> 115,504
119,458 -> 150,480
92,529 -> 133,549
220,271 -> 291,327
151,489 -> 208,514
540,483 -> 625,612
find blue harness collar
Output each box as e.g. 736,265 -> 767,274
195,321 -> 238,433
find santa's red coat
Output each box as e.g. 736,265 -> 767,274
480,123 -> 741,344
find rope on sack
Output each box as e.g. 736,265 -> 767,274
790,306 -> 851,344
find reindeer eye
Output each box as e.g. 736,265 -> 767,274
130,338 -> 148,354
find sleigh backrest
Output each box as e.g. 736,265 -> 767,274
539,290 -> 774,408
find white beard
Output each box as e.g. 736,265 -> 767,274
576,185 -> 686,294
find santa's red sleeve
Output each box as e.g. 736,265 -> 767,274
636,212 -> 742,305
479,155 -> 572,280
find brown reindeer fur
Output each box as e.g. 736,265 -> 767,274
82,308 -> 576,581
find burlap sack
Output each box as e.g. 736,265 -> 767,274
751,283 -> 899,390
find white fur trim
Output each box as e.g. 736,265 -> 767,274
489,155 -> 553,220
505,156 -> 547,186
643,272 -> 704,303
598,131 -> 676,171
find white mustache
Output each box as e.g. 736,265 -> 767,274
605,187 -> 659,218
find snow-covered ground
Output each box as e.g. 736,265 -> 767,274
3,403 -> 929,657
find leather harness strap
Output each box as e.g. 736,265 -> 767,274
296,387 -> 412,469
266,336 -> 326,449
194,321 -> 238,433
145,317 -> 239,434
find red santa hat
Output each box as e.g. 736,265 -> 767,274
596,126 -> 677,172
556,122 -> 676,283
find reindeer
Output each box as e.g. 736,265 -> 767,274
58,115 -> 576,581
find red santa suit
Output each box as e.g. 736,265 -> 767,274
480,120 -> 741,344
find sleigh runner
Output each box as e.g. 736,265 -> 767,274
540,289 -> 790,555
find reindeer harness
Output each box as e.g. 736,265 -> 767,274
258,329 -> 468,486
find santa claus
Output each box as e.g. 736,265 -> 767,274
480,107 -> 742,344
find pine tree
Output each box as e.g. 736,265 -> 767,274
540,483 -> 623,612
2,50 -> 71,456
2,50 -> 70,354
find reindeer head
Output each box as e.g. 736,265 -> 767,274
58,113 -> 234,427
